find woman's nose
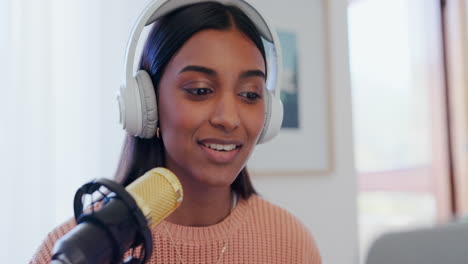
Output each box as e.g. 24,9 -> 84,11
209,94 -> 240,133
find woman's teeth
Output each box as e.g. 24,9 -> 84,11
203,143 -> 238,151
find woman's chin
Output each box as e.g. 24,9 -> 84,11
191,169 -> 239,188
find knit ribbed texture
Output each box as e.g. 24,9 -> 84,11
30,195 -> 321,264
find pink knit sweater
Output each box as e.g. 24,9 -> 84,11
30,195 -> 321,263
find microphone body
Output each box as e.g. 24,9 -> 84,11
51,168 -> 183,264
52,199 -> 138,263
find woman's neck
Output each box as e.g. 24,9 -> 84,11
165,183 -> 233,227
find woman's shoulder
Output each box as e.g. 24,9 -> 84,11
245,195 -> 322,263
30,218 -> 76,264
245,194 -> 315,239
247,195 -> 309,229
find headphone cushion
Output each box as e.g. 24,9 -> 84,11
257,90 -> 283,144
135,70 -> 158,138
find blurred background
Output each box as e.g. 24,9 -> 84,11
1,0 -> 467,263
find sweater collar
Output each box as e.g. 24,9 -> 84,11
153,195 -> 252,242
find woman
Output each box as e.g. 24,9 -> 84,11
31,2 -> 321,263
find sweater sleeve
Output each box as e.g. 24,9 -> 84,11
302,228 -> 322,264
29,219 -> 76,264
249,195 -> 322,264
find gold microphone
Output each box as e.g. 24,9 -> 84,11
52,167 -> 183,264
126,167 -> 184,228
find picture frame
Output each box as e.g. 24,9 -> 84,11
248,0 -> 333,175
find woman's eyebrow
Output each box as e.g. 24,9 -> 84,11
179,65 -> 265,80
239,69 -> 265,80
179,65 -> 216,76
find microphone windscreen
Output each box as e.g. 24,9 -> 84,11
125,167 -> 183,228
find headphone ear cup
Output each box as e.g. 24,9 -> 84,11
257,90 -> 284,144
135,70 -> 158,138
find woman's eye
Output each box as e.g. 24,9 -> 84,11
185,88 -> 213,96
239,91 -> 261,102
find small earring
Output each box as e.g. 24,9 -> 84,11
156,127 -> 160,139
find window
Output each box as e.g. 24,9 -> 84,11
347,0 -> 452,261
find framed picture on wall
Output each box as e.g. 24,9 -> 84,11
248,0 -> 332,175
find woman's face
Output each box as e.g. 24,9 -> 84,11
158,28 -> 266,188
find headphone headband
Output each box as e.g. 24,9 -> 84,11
122,0 -> 282,98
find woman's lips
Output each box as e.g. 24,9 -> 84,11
197,139 -> 242,164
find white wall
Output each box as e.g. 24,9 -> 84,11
252,0 -> 359,263
1,0 -> 113,262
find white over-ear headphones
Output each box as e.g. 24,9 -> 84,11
117,0 -> 283,144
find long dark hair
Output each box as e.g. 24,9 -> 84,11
114,2 -> 266,199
